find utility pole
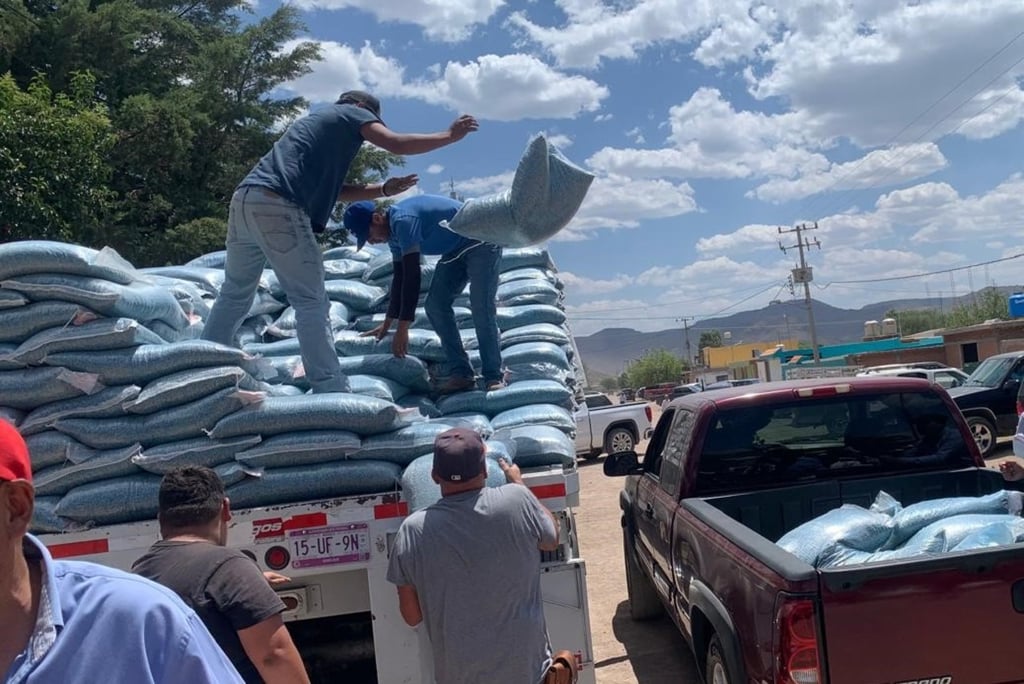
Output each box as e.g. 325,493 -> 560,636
676,317 -> 695,379
778,222 -> 822,365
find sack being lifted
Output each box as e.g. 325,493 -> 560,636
443,134 -> 595,247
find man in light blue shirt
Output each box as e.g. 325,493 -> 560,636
0,419 -> 243,684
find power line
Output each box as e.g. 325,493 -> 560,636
796,35 -> 1024,223
820,251 -> 1024,286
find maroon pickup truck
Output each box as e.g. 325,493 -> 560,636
605,376 -> 1024,684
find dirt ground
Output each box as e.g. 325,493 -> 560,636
574,401 -> 1020,684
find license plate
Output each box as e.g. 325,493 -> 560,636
288,523 -> 370,568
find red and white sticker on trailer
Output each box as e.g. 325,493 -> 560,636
47,533 -> 154,559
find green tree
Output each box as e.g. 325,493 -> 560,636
617,372 -> 630,388
0,71 -> 114,242
884,308 -> 946,336
624,350 -> 685,388
699,329 -> 723,350
947,288 -> 1012,328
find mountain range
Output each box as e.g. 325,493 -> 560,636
573,288 -> 1021,379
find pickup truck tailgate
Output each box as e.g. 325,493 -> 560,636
819,548 -> 1024,684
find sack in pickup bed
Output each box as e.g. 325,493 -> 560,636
888,490 -> 1024,547
0,301 -> 95,344
951,518 -> 1024,551
33,443 -> 143,496
226,460 -> 402,509
817,532 -> 948,568
56,473 -> 164,525
124,366 -> 260,414
776,505 -> 895,566
900,513 -> 1024,552
353,422 -> 456,466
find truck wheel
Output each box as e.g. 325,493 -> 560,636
623,529 -> 662,620
966,416 -> 997,457
605,428 -> 635,455
705,634 -> 735,684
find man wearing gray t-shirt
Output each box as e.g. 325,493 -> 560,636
386,427 -> 560,684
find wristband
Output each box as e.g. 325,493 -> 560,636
381,180 -> 391,197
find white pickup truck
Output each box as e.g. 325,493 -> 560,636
574,392 -> 653,460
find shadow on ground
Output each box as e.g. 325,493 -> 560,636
601,600 -> 703,684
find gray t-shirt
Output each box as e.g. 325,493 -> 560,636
387,484 -> 558,684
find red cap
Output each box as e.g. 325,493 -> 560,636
0,420 -> 31,482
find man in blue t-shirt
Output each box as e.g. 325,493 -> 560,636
343,195 -> 503,394
202,90 -> 479,394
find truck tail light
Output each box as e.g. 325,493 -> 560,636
1017,399 -> 1023,416
645,405 -> 652,422
775,597 -> 822,684
794,384 -> 850,398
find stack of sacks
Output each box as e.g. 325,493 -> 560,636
777,489 -> 1024,568
0,239 -> 583,534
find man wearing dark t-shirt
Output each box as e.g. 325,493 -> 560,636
133,466 -> 309,684
201,89 -> 479,394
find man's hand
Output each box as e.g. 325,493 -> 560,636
383,174 -> 418,197
999,460 -> 1024,481
448,115 -> 479,142
361,318 -> 394,341
263,571 -> 291,586
391,325 -> 409,358
498,457 -> 523,485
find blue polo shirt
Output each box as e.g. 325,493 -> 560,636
4,535 -> 243,684
241,103 -> 381,231
387,194 -> 472,258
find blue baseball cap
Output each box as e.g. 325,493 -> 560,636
342,201 -> 376,250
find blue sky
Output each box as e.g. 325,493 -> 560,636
261,0 -> 1024,337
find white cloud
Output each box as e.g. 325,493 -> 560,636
545,133 -> 573,149
587,88 -> 826,182
625,126 -> 645,144
557,175 -> 697,240
751,143 -> 949,202
281,42 -> 610,121
558,271 -> 634,295
507,0 -> 754,69
594,113 -> 613,122
425,164 -> 444,174
747,0 -> 1024,146
291,0 -> 505,42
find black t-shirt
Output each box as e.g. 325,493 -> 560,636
132,540 -> 286,683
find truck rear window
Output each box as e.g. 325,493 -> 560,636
695,391 -> 974,494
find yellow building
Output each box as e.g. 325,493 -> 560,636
703,340 -> 802,368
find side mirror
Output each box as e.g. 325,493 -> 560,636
1004,377 -> 1021,391
603,450 -> 641,477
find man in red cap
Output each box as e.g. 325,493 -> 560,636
0,420 -> 244,683
386,427 -> 563,684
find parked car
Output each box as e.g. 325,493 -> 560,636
618,387 -> 636,402
605,376 -> 1023,684
856,365 -> 969,389
574,394 -> 653,460
947,350 -> 1024,456
668,384 -> 702,401
640,382 -> 677,405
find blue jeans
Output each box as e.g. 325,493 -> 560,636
425,243 -> 502,384
201,186 -> 349,393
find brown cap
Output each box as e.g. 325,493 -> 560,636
433,427 -> 486,482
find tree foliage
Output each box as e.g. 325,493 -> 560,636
887,288 -> 1017,335
0,0 -> 404,265
699,330 -> 723,349
624,350 -> 686,388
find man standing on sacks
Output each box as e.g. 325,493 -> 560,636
202,90 -> 478,393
